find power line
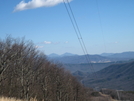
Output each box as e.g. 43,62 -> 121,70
96,0 -> 107,53
62,2 -> 114,101
63,0 -> 98,79
65,1 -> 98,79
62,0 -> 87,56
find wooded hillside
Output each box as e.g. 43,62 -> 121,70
0,37 -> 92,101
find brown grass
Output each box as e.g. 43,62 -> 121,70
91,96 -> 111,101
0,97 -> 22,101
90,92 -> 119,101
0,97 -> 38,101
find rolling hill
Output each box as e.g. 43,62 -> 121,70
64,62 -> 115,73
83,61 -> 134,91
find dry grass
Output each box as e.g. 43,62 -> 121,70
91,96 -> 112,101
0,97 -> 22,101
0,97 -> 38,101
90,92 -> 119,101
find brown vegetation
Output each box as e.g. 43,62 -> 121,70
100,89 -> 134,101
0,97 -> 37,101
0,36 -> 92,101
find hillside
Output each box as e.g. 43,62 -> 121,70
64,62 -> 115,73
0,37 -> 93,101
83,61 -> 134,91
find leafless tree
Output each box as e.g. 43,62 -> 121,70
0,36 -> 93,101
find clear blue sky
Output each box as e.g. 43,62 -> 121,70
0,0 -> 134,55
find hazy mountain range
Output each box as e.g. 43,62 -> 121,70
48,52 -> 78,57
101,51 -> 134,59
47,51 -> 134,64
47,52 -> 134,91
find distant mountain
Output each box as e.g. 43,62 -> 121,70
73,70 -> 87,77
48,53 -> 59,57
51,54 -> 112,64
100,53 -> 114,57
47,51 -> 134,64
83,61 -> 134,91
101,51 -> 134,59
47,52 -> 77,58
60,52 -> 77,57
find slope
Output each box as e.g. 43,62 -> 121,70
83,61 -> 134,91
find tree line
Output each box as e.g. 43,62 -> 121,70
0,37 -> 93,101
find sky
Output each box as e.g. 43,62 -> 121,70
0,0 -> 134,55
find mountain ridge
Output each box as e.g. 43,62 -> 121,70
48,52 -> 77,57
83,61 -> 134,91
47,51 -> 134,64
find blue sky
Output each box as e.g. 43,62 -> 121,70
0,0 -> 134,55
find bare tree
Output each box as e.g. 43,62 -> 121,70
0,36 -> 93,101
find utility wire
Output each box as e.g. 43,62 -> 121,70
62,0 -> 86,56
96,0 -> 107,53
66,0 -> 95,75
62,0 -> 95,75
63,0 -> 98,79
64,0 -> 97,78
66,0 -> 95,71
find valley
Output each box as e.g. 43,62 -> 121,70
47,52 -> 134,91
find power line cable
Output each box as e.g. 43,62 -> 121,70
96,0 -> 107,53
63,0 -> 97,78
66,0 -> 97,73
62,0 -> 87,56
63,0 -> 98,79
63,2 -> 114,101
62,1 -> 95,75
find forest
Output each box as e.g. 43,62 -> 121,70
0,37 -> 93,101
